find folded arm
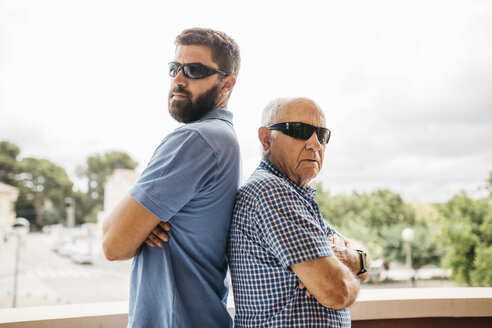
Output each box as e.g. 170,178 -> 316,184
102,194 -> 162,261
329,234 -> 371,282
290,255 -> 360,309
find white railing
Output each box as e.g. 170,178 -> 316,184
0,288 -> 491,328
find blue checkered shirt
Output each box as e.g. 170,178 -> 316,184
228,158 -> 351,327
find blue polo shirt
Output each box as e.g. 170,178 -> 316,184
128,109 -> 240,328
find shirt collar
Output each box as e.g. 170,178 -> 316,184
260,158 -> 317,200
198,109 -> 233,125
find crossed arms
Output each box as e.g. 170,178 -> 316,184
291,234 -> 370,309
102,194 -> 171,261
103,195 -> 369,311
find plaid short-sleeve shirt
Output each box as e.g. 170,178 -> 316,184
228,158 -> 351,328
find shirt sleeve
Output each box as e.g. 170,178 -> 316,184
129,128 -> 217,222
256,180 -> 334,269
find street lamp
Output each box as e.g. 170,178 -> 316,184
65,197 -> 75,228
12,217 -> 30,308
401,227 -> 415,286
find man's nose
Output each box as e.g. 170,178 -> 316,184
172,68 -> 187,88
305,132 -> 322,151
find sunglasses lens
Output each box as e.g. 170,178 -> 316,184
183,64 -> 211,79
317,129 -> 330,144
287,123 -> 313,140
168,63 -> 180,77
287,123 -> 330,144
268,123 -> 330,144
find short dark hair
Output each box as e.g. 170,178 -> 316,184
175,28 -> 241,77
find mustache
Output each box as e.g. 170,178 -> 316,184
170,86 -> 191,99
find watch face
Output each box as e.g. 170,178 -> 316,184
356,249 -> 367,275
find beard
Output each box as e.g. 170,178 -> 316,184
168,83 -> 222,123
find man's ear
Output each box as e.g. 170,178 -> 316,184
258,126 -> 271,155
220,75 -> 236,96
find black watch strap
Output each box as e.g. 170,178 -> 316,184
355,249 -> 367,275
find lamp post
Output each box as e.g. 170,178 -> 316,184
65,197 -> 75,228
401,227 -> 415,286
12,217 -> 30,308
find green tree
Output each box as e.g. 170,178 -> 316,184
0,140 -> 20,186
315,185 -> 443,272
439,184 -> 492,286
16,157 -> 73,227
76,151 -> 138,221
317,188 -> 416,231
381,224 -> 443,270
359,190 -> 416,229
71,190 -> 94,225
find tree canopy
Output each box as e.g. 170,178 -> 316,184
76,151 -> 138,221
0,140 -> 20,186
315,185 -> 442,271
438,184 -> 492,286
1,140 -> 139,226
16,157 -> 73,226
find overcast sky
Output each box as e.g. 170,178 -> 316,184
1,0 -> 491,203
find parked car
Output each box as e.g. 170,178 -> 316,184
71,240 -> 93,265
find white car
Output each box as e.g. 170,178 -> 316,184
71,240 -> 93,265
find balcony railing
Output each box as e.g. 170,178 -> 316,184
0,288 -> 491,327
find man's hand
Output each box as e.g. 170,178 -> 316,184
327,234 -> 348,247
327,234 -> 359,275
296,233 -> 370,301
144,222 -> 171,248
328,234 -> 370,282
298,234 -> 360,296
299,281 -> 312,296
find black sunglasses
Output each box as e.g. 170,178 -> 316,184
266,122 -> 331,144
168,62 -> 230,80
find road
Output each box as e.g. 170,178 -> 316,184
0,231 -> 131,308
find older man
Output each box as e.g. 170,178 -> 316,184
228,97 -> 369,327
103,28 -> 241,327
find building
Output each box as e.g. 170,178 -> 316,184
0,182 -> 19,237
96,169 -> 139,236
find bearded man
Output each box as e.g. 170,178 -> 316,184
103,28 -> 241,328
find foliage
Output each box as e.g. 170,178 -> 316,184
1,140 -> 139,225
41,207 -> 63,225
315,184 -> 443,272
318,188 -> 416,230
76,151 -> 137,221
438,188 -> 492,286
472,244 -> 492,286
71,190 -> 98,224
0,140 -> 20,186
16,157 -> 73,227
381,224 -> 443,270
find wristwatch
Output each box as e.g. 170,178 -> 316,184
355,249 -> 368,275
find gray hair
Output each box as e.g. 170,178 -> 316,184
261,97 -> 323,126
261,98 -> 291,126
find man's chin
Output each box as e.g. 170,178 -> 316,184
169,98 -> 188,108
298,168 -> 319,182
